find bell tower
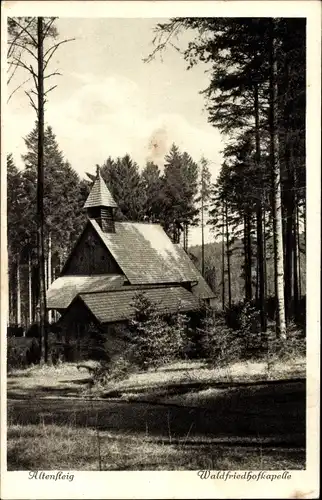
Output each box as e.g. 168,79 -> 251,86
84,166 -> 118,233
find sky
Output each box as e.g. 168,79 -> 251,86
7,18 -> 225,245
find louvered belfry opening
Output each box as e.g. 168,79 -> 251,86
84,167 -> 118,233
87,206 -> 116,233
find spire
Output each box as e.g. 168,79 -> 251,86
84,167 -> 117,232
84,167 -> 118,209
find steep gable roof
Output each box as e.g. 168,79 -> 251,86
84,170 -> 118,209
90,220 -> 203,285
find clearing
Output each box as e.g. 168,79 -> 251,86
7,358 -> 306,470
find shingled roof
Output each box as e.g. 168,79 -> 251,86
47,274 -> 125,309
78,286 -> 200,324
90,220 -> 207,286
84,170 -> 118,209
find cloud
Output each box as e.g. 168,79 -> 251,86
7,73 -> 223,184
7,72 -> 224,244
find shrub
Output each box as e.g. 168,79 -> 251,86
129,292 -> 187,370
7,337 -> 40,371
199,312 -> 242,367
266,323 -> 306,362
238,301 -> 263,358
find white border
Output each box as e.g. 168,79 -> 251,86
1,1 -> 321,499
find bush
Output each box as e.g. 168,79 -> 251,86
237,301 -> 263,358
199,312 -> 242,367
7,337 -> 40,371
266,324 -> 306,361
128,292 -> 187,370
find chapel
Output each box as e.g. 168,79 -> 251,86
46,167 -> 215,358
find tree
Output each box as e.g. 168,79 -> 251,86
147,17 -> 305,336
268,19 -> 286,339
7,155 -> 23,325
197,157 -> 212,276
161,144 -> 199,245
141,161 -> 164,222
8,16 -> 75,361
22,123 -> 89,258
100,154 -> 144,221
20,123 -> 89,330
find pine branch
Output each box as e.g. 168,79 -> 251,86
44,71 -> 62,79
24,90 -> 38,115
9,41 -> 38,62
9,18 -> 37,47
7,77 -> 32,103
7,17 -> 35,58
43,17 -> 57,38
44,84 -> 58,96
43,38 -> 75,70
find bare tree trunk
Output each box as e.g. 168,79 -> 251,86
293,211 -> 299,313
48,232 -> 52,323
225,202 -> 232,309
263,206 -> 267,303
16,254 -> 21,326
201,195 -> 205,277
243,213 -> 249,300
246,213 -> 252,301
296,205 -> 302,299
37,17 -> 48,362
254,83 -> 266,331
52,266 -> 57,322
28,252 -> 33,325
221,202 -> 225,311
9,281 -> 14,324
269,19 -> 286,339
45,256 -> 48,289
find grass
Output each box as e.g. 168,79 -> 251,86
100,357 -> 306,402
7,357 -> 306,471
7,422 -> 305,471
7,362 -> 93,399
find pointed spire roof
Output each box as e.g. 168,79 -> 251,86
84,166 -> 118,209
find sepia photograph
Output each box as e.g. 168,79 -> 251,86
1,1 -> 320,498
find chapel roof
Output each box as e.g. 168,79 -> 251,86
89,219 -> 208,286
47,274 -> 125,309
77,286 -> 201,324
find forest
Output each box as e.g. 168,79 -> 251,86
7,17 -> 306,343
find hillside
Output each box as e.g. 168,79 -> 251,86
189,236 -> 306,305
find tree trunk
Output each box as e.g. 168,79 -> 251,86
269,19 -> 286,339
285,198 -> 294,323
225,202 -> 232,309
48,232 -> 52,323
52,266 -> 57,322
263,207 -> 267,302
293,210 -> 299,313
201,195 -> 205,277
45,256 -> 48,289
254,82 -> 266,331
246,213 -> 252,301
296,205 -> 302,299
243,213 -> 249,300
221,203 -> 225,311
37,17 -> 48,362
16,254 -> 21,326
28,252 -> 33,326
